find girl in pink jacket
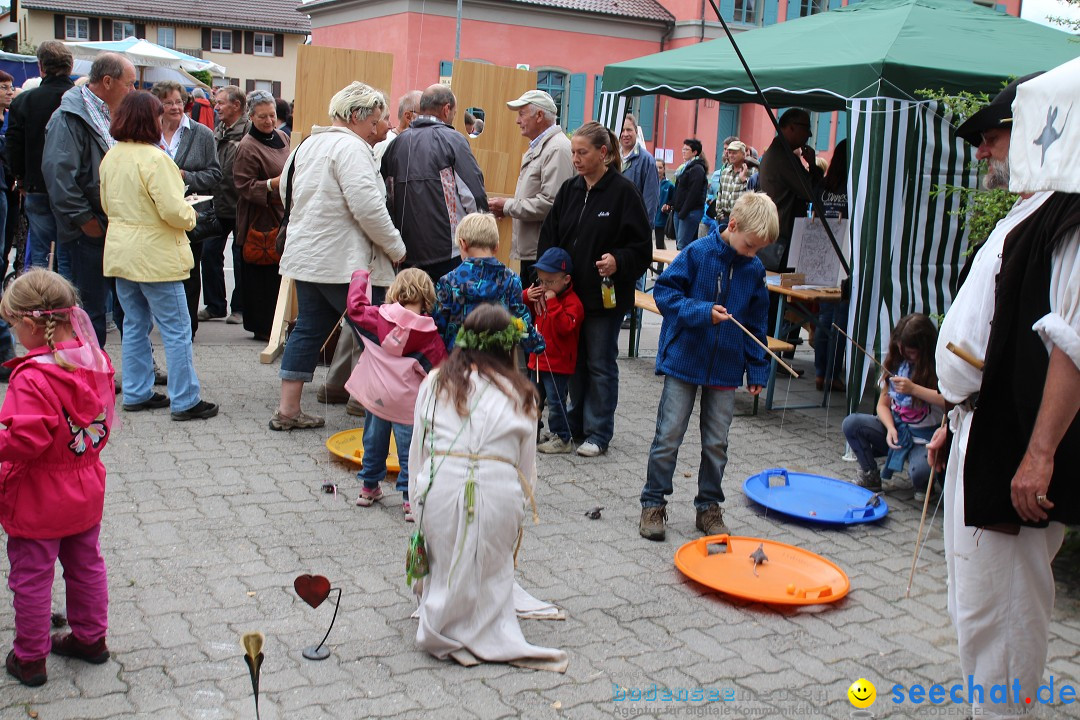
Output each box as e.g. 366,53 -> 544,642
0,270 -> 116,687
345,269 -> 447,521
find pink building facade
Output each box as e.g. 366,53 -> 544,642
302,0 -> 1022,169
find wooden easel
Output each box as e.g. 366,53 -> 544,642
259,46 -> 394,363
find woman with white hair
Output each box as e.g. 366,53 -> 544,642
233,90 -> 289,342
269,81 -> 406,431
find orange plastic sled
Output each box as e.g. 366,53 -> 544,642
674,534 -> 849,606
326,428 -> 400,473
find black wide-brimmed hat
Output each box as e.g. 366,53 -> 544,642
955,72 -> 1044,145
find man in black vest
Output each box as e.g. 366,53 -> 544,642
929,74 -> 1079,719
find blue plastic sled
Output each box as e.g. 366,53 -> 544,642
743,468 -> 888,526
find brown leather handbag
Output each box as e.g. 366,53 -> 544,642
243,219 -> 281,265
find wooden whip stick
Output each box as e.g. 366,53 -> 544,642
831,323 -> 892,377
946,342 -> 984,371
727,315 -> 799,378
906,413 -> 950,598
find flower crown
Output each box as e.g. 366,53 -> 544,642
454,317 -> 527,354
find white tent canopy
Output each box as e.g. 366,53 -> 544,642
65,37 -> 226,76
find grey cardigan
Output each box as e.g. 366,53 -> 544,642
173,121 -> 221,195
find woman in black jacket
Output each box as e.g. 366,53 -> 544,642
667,138 -> 708,250
151,81 -> 222,339
537,122 -> 651,457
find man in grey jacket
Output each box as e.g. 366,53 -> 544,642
42,52 -> 135,346
489,90 -> 573,285
199,85 -> 249,324
381,83 -> 487,282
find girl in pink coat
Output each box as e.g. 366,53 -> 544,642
0,269 -> 116,686
345,269 -> 447,521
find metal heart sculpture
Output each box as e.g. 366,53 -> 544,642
293,574 -> 332,609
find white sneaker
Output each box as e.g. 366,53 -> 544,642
537,437 -> 573,454
538,430 -> 556,444
576,441 -> 603,457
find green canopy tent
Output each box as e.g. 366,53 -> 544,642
600,0 -> 1080,409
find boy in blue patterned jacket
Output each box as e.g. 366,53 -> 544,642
639,192 -> 779,541
433,212 -> 545,355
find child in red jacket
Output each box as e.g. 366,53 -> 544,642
345,269 -> 447,521
523,248 -> 584,454
0,270 -> 116,687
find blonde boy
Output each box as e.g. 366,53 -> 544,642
639,192 -> 780,541
432,212 -> 544,353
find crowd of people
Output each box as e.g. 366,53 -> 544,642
0,44 -> 1073,720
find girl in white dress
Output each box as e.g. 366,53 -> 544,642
409,304 -> 568,672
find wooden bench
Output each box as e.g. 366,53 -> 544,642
631,290 -> 794,415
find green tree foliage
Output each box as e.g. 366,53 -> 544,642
915,86 -> 1016,253
189,70 -> 213,89
1048,0 -> 1080,32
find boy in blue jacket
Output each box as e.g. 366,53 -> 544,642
639,192 -> 779,541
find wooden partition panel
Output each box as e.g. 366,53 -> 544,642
449,61 -> 536,267
291,45 -> 394,145
260,45 -> 394,363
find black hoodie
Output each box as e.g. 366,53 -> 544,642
537,167 -> 651,315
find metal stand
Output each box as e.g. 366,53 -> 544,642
302,587 -> 341,661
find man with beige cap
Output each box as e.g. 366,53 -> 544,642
714,140 -> 751,227
489,90 -> 573,284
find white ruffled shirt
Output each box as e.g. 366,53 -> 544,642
936,191 -> 1080,404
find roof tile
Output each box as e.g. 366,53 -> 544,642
507,0 -> 673,22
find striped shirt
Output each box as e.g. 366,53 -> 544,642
80,86 -> 115,149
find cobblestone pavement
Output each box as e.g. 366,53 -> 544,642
1,325 -> 1078,719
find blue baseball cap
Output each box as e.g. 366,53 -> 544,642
534,247 -> 573,274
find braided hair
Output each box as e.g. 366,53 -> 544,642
0,269 -> 81,371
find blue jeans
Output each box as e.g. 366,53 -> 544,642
357,415 -> 413,496
537,371 -> 572,442
70,236 -> 117,346
568,313 -> 622,450
814,298 -> 849,382
675,208 -> 703,251
0,318 -> 13,360
641,376 -> 734,509
279,281 -> 349,382
24,193 -> 71,280
115,278 -> 202,412
841,413 -> 930,490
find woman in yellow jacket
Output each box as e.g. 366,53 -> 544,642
99,91 -> 218,421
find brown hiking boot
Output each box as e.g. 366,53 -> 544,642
639,506 -> 667,541
695,505 -> 729,536
50,632 -> 110,664
6,650 -> 47,686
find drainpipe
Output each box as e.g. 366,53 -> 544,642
692,0 -> 706,136
657,18 -> 675,147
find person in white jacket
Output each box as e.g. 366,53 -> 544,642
270,81 -> 407,431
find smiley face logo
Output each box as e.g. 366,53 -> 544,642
848,678 -> 876,708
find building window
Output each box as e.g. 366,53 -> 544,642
254,80 -> 273,94
65,16 -> 89,40
112,21 -> 137,40
733,0 -> 762,24
794,0 -> 828,16
536,70 -> 567,123
253,33 -> 274,56
157,27 -> 175,48
210,29 -> 232,52
211,76 -> 230,88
